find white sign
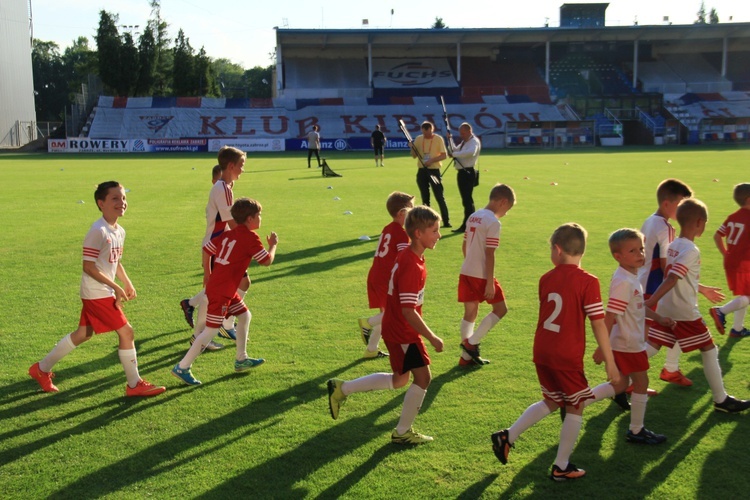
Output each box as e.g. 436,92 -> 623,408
372,58 -> 458,88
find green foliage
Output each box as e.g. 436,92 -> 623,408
709,8 -> 720,24
1,147 -> 749,498
696,1 -> 707,24
432,17 -> 447,29
172,29 -> 195,96
95,10 -> 122,94
245,66 -> 273,98
31,40 -> 67,120
118,33 -> 139,96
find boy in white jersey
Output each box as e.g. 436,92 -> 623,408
639,178 -> 693,386
180,147 -> 248,351
29,181 -> 166,397
458,183 -> 515,366
590,229 -> 672,444
645,199 -> 750,414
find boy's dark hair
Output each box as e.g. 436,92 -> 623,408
231,197 -> 262,224
733,183 -> 750,207
217,146 -> 246,170
656,178 -> 693,204
550,223 -> 587,256
94,181 -> 121,210
676,198 -> 708,227
405,205 -> 440,239
211,164 -> 222,180
386,191 -> 415,217
609,228 -> 643,254
420,121 -> 434,132
489,183 -> 516,206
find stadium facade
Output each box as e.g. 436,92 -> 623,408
0,0 -> 36,148
55,5 -> 750,153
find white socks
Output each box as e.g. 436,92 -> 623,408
554,413 -> 582,470
472,312 -> 500,344
366,324 -> 382,352
342,372 -> 394,396
459,320 -> 474,361
701,346 -> 728,403
188,289 -> 205,307
118,348 -> 141,387
720,296 -> 749,331
663,344 -> 682,372
584,382 -> 616,407
235,311 -> 251,361
508,401 -> 552,443
396,384 -> 427,435
629,392 -> 648,434
40,333 -> 76,372
180,326 -> 219,369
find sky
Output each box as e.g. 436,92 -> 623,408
32,0 -> 750,69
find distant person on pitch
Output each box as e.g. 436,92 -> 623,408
371,124 -> 386,167
307,124 -> 321,168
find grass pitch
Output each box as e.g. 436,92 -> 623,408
0,146 -> 749,498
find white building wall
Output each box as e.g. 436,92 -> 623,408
0,0 -> 36,148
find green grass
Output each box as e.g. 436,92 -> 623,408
1,146 -> 749,499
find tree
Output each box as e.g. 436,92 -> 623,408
244,65 -> 273,99
135,24 -> 157,96
194,47 -> 220,97
31,40 -> 68,120
432,17 -> 447,29
148,0 -> 172,95
212,58 -> 245,97
118,32 -> 139,95
172,29 -> 195,95
95,10 -> 122,93
709,8 -> 719,24
62,37 -> 98,96
695,1 -> 707,24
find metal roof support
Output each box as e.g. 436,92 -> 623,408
721,36 -> 728,78
633,39 -> 639,90
545,41 -> 550,85
457,41 -> 462,83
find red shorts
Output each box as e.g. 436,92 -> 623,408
535,364 -> 593,409
79,297 -> 128,334
384,339 -> 431,375
725,267 -> 750,296
205,293 -> 248,328
613,350 -> 649,376
458,274 -> 505,304
648,318 -> 713,352
367,278 -> 387,309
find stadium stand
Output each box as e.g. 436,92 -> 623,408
460,58 -> 551,103
283,58 -> 369,99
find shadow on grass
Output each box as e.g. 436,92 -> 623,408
492,345 -> 745,497
40,359 -> 368,498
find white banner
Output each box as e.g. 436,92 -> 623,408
683,101 -> 750,119
89,103 -> 568,140
372,59 -> 458,88
207,138 -> 285,152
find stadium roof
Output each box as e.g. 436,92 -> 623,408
276,23 -> 750,50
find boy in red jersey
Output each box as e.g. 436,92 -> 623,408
709,183 -> 750,337
490,223 -> 619,481
29,181 -> 166,397
172,198 -> 278,385
458,183 -> 515,366
180,147 -> 248,351
639,178 -> 694,386
646,199 -> 750,413
358,191 -> 415,359
328,206 -> 445,445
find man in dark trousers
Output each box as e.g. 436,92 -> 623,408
447,123 -> 481,233
371,125 -> 386,167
